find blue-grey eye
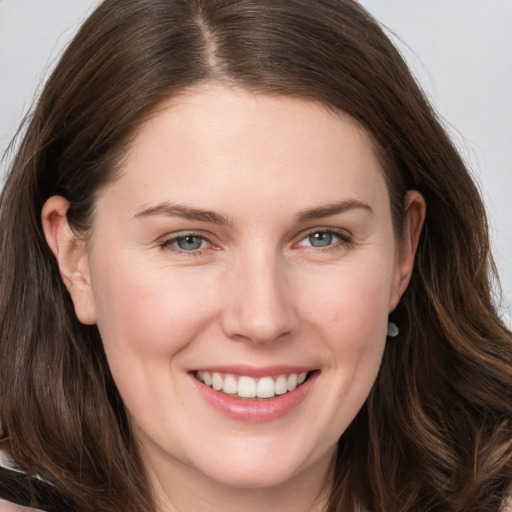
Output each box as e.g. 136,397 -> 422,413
176,235 -> 204,251
308,232 -> 334,247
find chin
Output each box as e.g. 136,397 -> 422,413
202,463 -> 302,489
187,438 -> 331,491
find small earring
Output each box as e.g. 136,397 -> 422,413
387,321 -> 399,337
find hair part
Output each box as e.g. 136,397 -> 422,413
1,1 -> 511,511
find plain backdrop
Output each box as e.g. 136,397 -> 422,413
1,0 -> 511,323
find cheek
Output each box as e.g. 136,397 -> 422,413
89,259 -> 225,421
298,258 -> 393,391
91,259 -> 222,357
302,259 -> 393,335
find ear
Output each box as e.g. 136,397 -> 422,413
389,190 -> 426,312
41,196 -> 97,325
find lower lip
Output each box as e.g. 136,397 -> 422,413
191,372 -> 318,423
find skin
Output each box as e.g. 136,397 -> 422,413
0,499 -> 43,512
43,85 -> 425,512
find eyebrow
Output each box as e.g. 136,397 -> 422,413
295,200 -> 373,222
132,199 -> 372,225
132,202 -> 230,225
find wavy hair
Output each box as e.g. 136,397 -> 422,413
1,1 -> 511,510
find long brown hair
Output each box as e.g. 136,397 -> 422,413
1,1 -> 511,510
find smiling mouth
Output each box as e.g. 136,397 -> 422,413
194,371 -> 311,399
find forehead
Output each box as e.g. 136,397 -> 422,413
96,85 -> 388,220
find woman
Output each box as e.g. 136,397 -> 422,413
1,1 -> 511,511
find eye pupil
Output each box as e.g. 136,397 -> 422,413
177,235 -> 203,250
309,232 -> 333,247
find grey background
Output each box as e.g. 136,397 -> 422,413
1,0 -> 511,323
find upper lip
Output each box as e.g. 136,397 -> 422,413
190,365 -> 314,378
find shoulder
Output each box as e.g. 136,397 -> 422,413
0,498 -> 44,512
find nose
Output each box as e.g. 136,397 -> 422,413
220,249 -> 296,345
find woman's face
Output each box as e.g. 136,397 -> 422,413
47,86 -> 423,495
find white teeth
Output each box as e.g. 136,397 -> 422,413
275,375 -> 288,395
212,372 -> 223,391
223,375 -> 238,394
256,377 -> 275,398
287,373 -> 298,391
238,376 -> 256,398
195,371 -> 310,399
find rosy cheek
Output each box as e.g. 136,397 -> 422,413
94,262 -> 223,355
303,261 -> 391,316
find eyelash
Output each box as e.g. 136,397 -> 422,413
296,228 -> 353,251
158,228 -> 353,257
158,232 -> 212,257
